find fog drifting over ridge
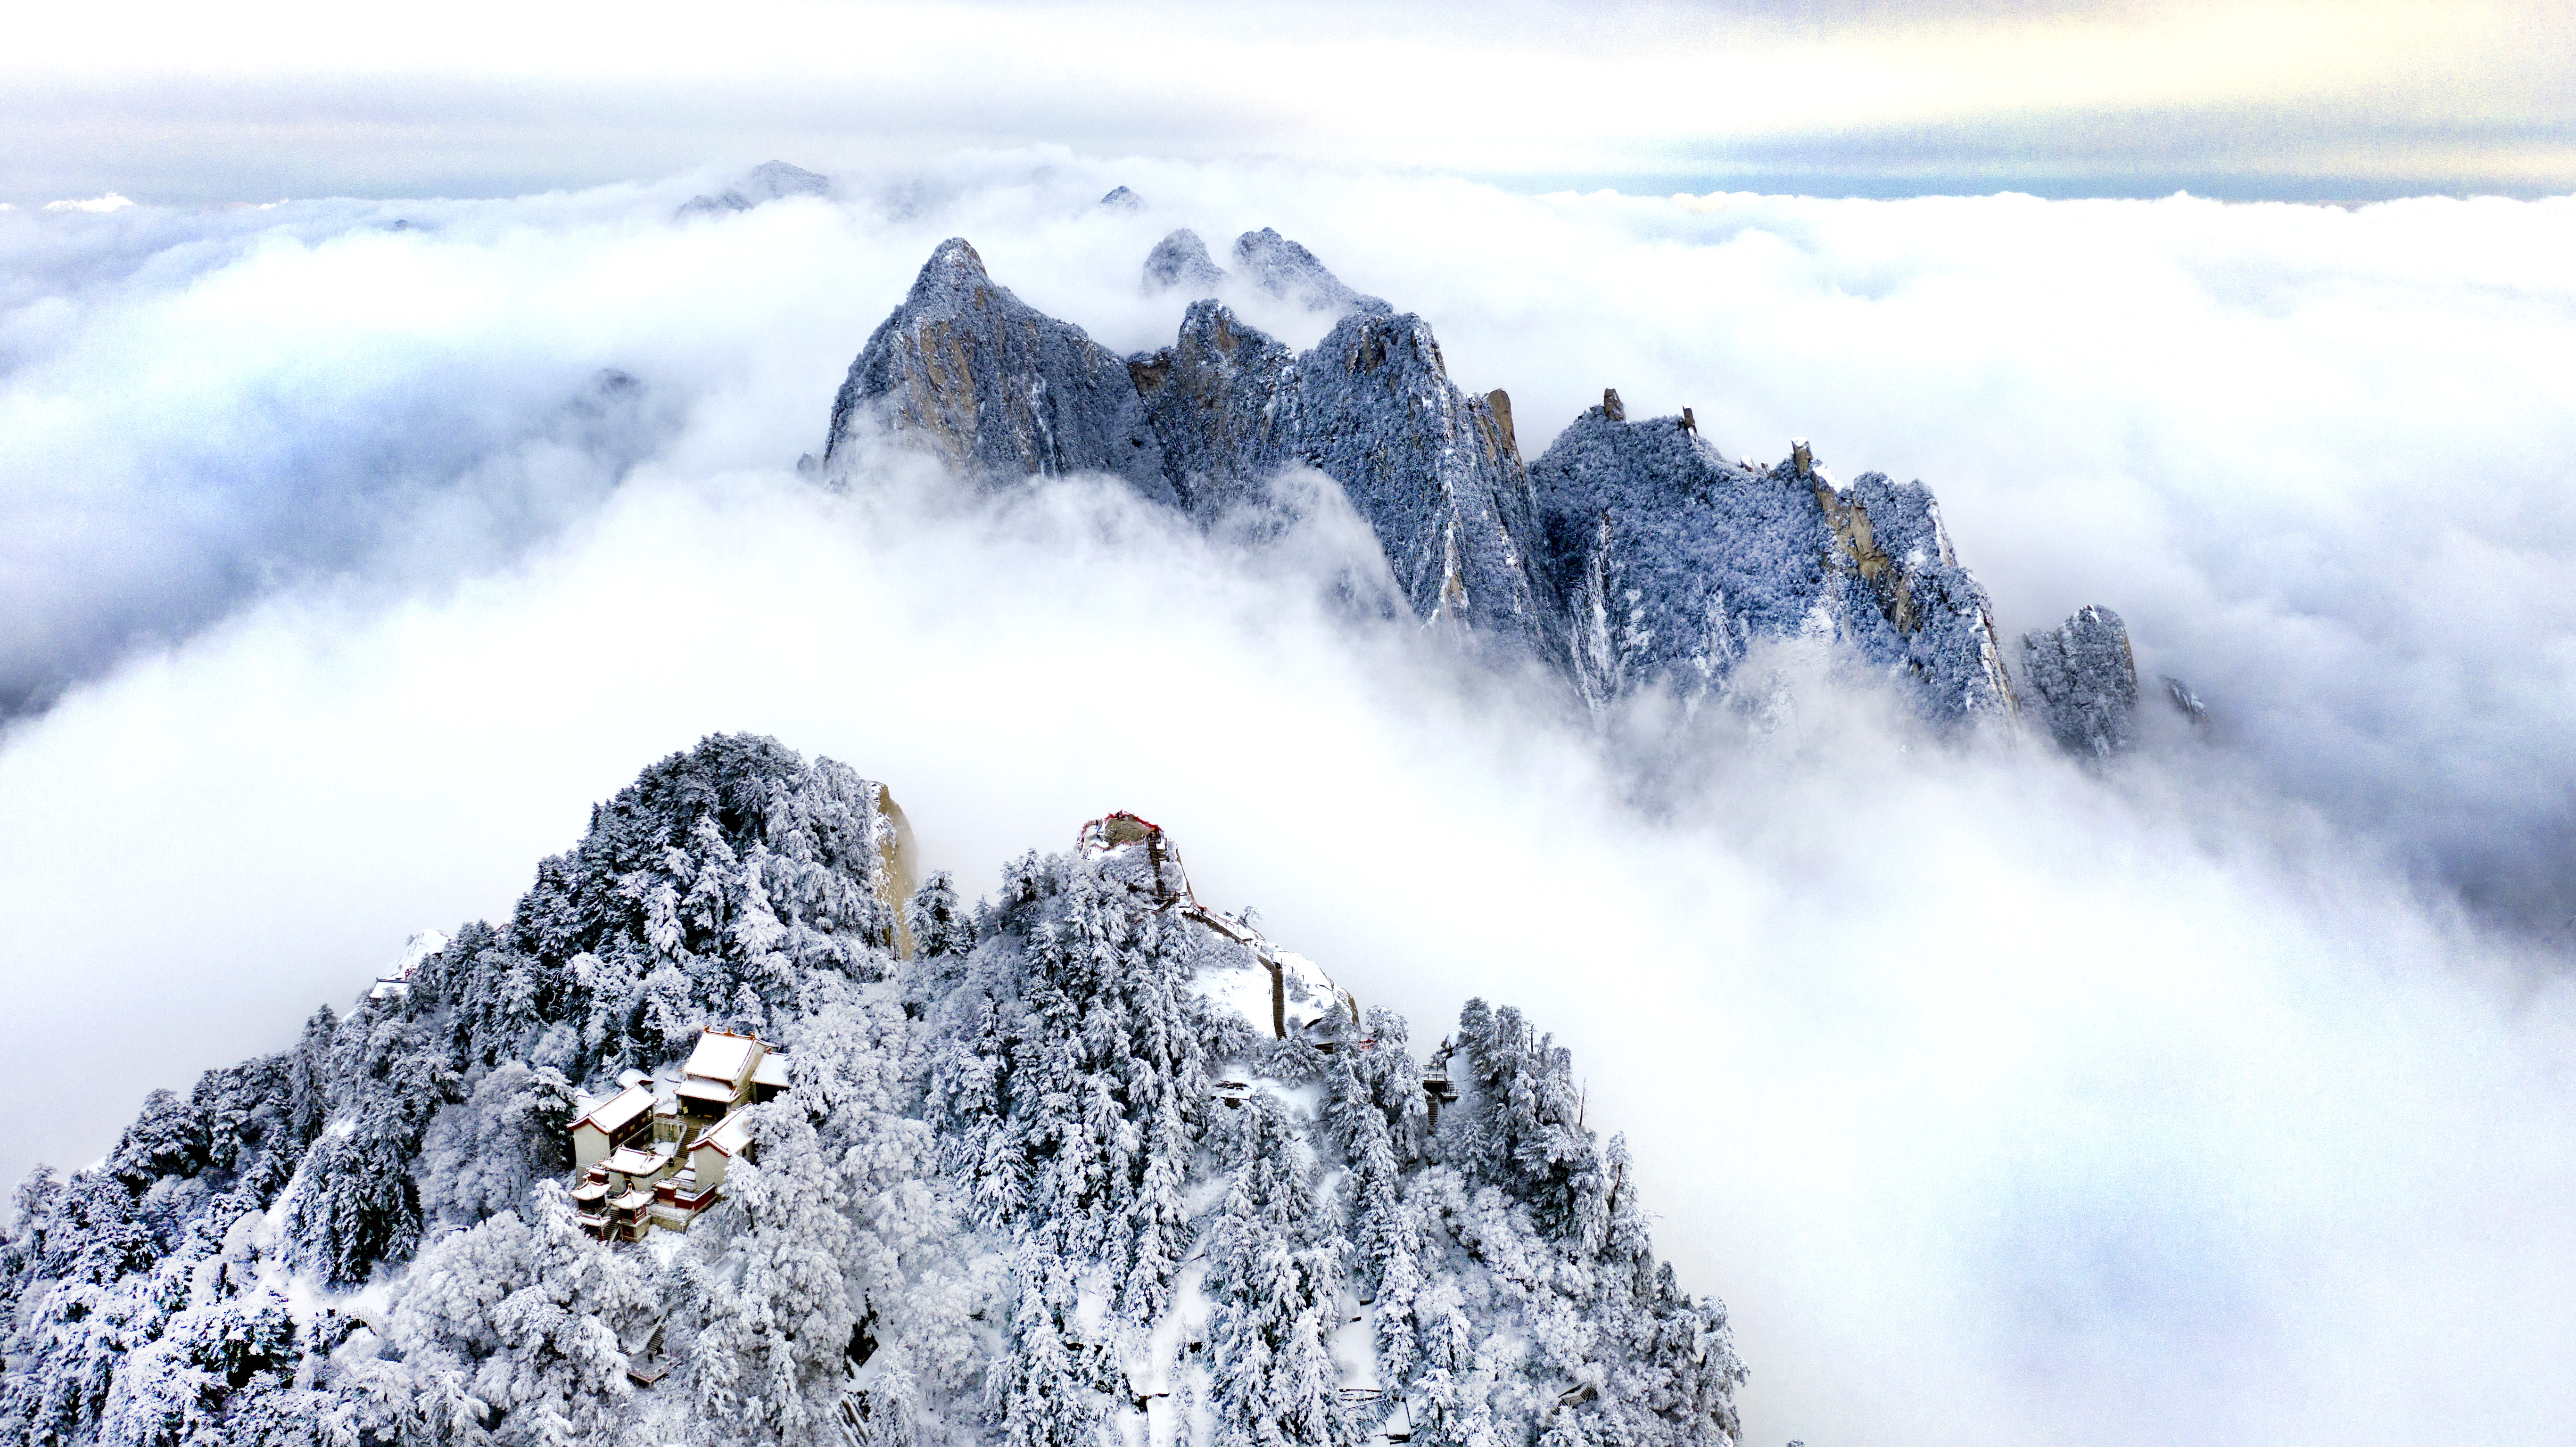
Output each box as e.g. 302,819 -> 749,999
4,159 -> 2576,1445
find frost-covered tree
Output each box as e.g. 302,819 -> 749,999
289,1008 -> 461,1288
683,1105 -> 861,1447
1205,1097 -> 1351,1447
91,1291 -> 302,1447
905,871 -> 975,963
929,852 -> 1212,1330
1327,1010 -> 1427,1163
1442,1001 -> 1604,1243
991,1255 -> 1101,1447
1342,1105 -> 1421,1386
390,1184 -> 657,1446
417,1063 -> 578,1229
283,1005 -> 340,1154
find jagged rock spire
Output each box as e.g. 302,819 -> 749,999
1528,413 -> 2017,724
1128,293 -> 1550,658
2021,606 -> 2141,756
822,238 -> 1173,502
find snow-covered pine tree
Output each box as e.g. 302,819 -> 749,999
928,849 -> 1212,1328
415,1061 -> 578,1230
1441,1001 -> 1604,1243
389,1182 -> 658,1445
1316,1007 -> 1427,1395
1204,1096 -> 1352,1447
988,1249 -> 1094,1447
682,1105 -> 862,1447
906,871 -> 976,964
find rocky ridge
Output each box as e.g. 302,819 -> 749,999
827,226 -> 2182,748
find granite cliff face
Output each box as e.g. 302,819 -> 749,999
832,236 -> 1555,663
821,239 -> 1174,504
825,230 -> 2133,739
1128,297 -> 1553,655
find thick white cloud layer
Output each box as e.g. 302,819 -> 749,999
4,158 -> 2574,1445
7,1 -> 2573,200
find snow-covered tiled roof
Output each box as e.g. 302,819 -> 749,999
683,1029 -> 763,1088
603,1145 -> 662,1175
696,1114 -> 753,1158
749,1053 -> 789,1089
575,1083 -> 655,1135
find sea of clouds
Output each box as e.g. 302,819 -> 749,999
3,156 -> 2573,1446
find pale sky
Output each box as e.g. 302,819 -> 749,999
4,0 -> 2570,203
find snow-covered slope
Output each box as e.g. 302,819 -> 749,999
0,736 -> 1743,1447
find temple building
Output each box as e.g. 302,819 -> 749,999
569,1026 -> 785,1241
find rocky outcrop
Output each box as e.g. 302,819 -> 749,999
677,160 -> 829,219
1230,227 -> 1382,315
1264,308 -> 1540,641
1529,408 -> 1830,708
1123,300 -> 1301,516
1812,466 -> 2018,723
1098,185 -> 1144,212
2020,606 -> 2140,756
1125,298 -> 1552,655
821,238 -> 1173,503
1528,410 -> 2017,724
1142,228 -> 1227,296
830,234 -> 1551,661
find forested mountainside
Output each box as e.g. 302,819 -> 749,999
0,736 -> 1744,1447
822,227 -> 2177,748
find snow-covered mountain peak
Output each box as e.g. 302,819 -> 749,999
3,736 -> 1746,1447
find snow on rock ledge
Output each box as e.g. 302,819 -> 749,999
1078,810 -> 1354,1042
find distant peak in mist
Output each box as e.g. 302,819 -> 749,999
676,158 -> 832,221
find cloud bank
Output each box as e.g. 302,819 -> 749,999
4,157 -> 2575,1445
5,0 -> 2573,203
